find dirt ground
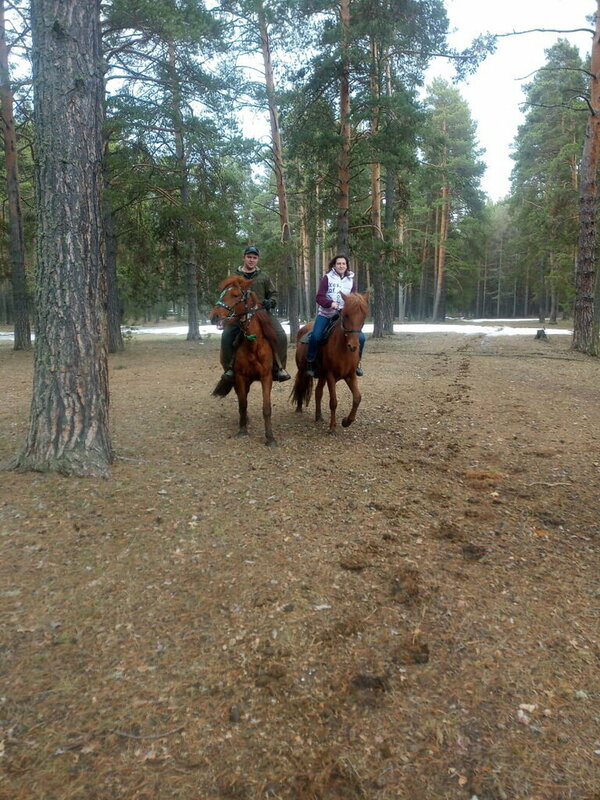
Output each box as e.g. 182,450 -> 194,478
1,323 -> 599,800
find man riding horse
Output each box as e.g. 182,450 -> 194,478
218,245 -> 290,383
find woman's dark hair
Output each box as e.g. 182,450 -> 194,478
328,254 -> 350,272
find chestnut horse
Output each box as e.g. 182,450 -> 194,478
210,276 -> 280,446
291,292 -> 369,431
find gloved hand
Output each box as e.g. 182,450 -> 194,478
262,298 -> 276,310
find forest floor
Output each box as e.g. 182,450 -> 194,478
1,322 -> 599,800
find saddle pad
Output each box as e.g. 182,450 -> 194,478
299,315 -> 339,345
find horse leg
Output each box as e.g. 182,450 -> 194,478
261,375 -> 276,447
315,377 -> 326,422
234,381 -> 249,438
341,375 -> 361,428
327,375 -> 338,432
294,342 -> 307,413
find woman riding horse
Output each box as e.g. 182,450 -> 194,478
292,289 -> 369,432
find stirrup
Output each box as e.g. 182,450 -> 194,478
355,364 -> 363,377
275,368 -> 291,382
221,368 -> 234,381
306,361 -> 316,378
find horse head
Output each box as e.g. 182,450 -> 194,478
210,276 -> 256,328
340,292 -> 369,352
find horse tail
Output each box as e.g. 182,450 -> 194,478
290,368 -> 313,408
212,377 -> 234,398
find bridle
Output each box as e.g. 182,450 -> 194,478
340,317 -> 363,335
214,285 -> 261,338
338,303 -> 365,353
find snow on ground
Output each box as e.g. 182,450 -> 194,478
0,319 -> 573,341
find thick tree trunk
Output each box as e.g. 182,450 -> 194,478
0,0 -> 31,350
573,0 -> 600,355
257,2 -> 298,341
13,0 -> 111,476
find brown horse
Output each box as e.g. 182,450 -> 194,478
210,276 -> 280,446
291,292 -> 369,431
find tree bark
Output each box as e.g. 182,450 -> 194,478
257,1 -> 298,341
0,0 -> 31,350
369,38 -> 386,339
12,0 -> 111,476
336,0 -> 351,255
104,202 -> 124,352
432,179 -> 449,321
573,0 -> 600,355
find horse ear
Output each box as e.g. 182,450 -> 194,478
340,291 -> 348,301
362,291 -> 370,302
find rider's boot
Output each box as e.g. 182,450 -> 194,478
273,354 -> 291,382
221,364 -> 234,382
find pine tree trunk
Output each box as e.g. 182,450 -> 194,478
417,217 -> 431,319
0,0 -> 31,350
496,239 -> 503,317
257,2 -> 298,341
370,40 -> 384,338
432,180 -> 449,321
167,43 -> 200,342
573,0 -> 600,355
337,0 -> 351,254
13,0 -> 111,476
299,202 -> 310,321
104,200 -> 124,353
381,59 -> 396,335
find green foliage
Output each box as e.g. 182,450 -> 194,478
3,0 -> 579,328
509,39 -> 587,317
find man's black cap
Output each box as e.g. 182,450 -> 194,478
244,245 -> 259,256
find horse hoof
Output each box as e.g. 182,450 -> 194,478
234,430 -> 249,438
265,440 -> 277,448
342,418 -> 353,428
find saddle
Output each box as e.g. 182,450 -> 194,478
299,313 -> 339,345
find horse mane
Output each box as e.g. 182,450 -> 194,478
343,292 -> 369,316
219,274 -> 250,291
255,309 -> 280,353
